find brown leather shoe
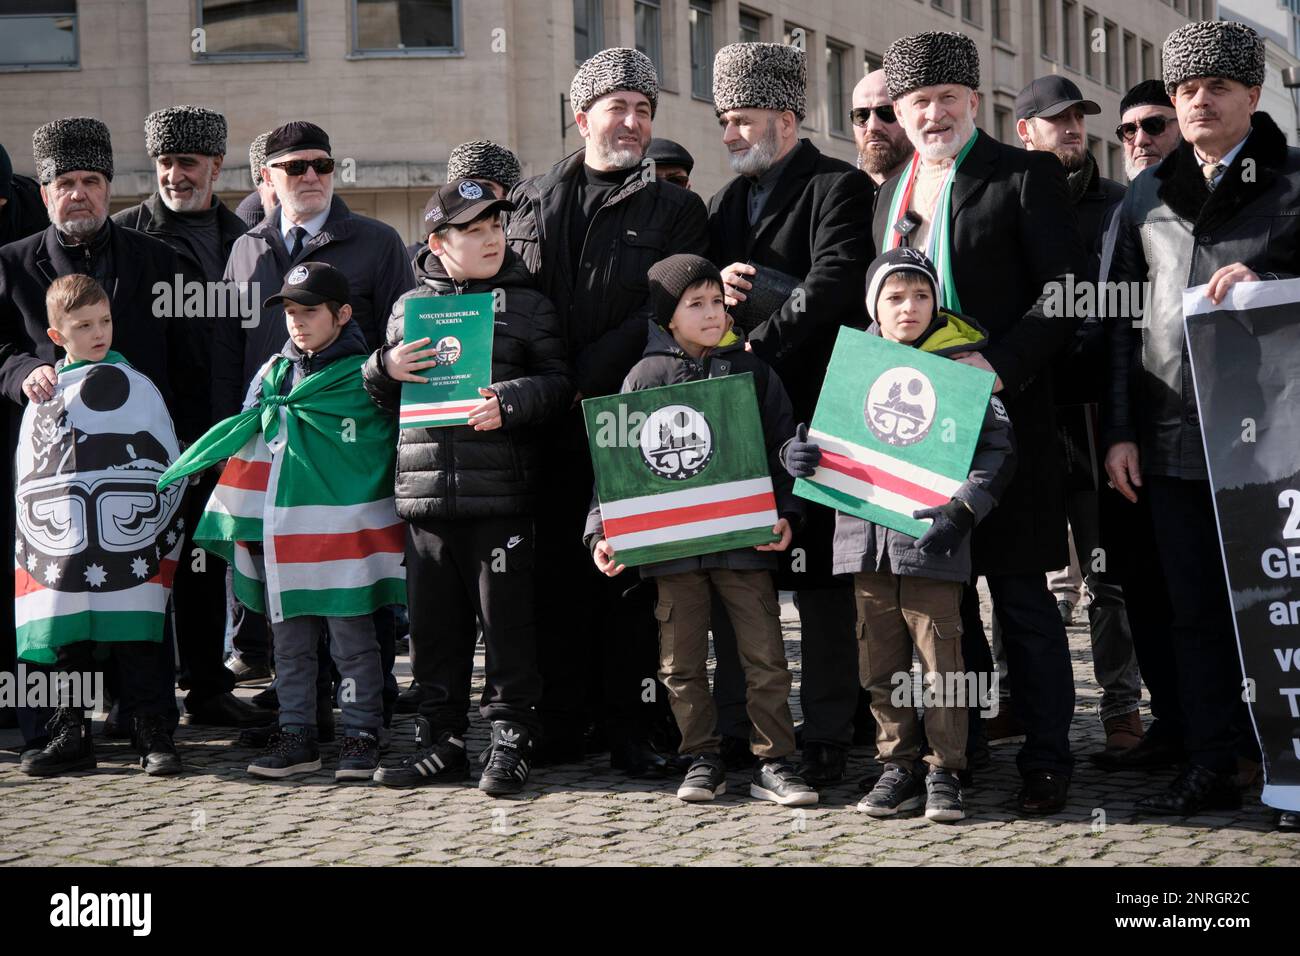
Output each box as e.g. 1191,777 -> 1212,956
1102,710 -> 1144,753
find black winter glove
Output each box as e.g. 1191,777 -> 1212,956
784,423 -> 822,478
911,498 -> 975,555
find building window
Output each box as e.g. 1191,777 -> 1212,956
962,0 -> 983,27
689,0 -> 713,99
196,0 -> 305,58
994,104 -> 1011,143
739,8 -> 762,43
1123,30 -> 1137,89
1107,141 -> 1121,179
1103,19 -> 1118,89
1140,39 -> 1154,81
864,50 -> 883,75
992,0 -> 1011,42
1088,134 -> 1103,173
634,0 -> 662,77
827,41 -> 848,135
932,0 -> 953,14
0,0 -> 78,70
352,0 -> 459,56
574,0 -> 603,63
1040,0 -> 1058,61
1083,8 -> 1099,79
1062,0 -> 1077,69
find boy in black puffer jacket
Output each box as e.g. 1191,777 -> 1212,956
362,180 -> 572,796
584,254 -> 814,808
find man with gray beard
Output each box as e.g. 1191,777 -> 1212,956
111,107 -> 269,731
506,48 -> 707,770
851,69 -> 914,190
0,117 -> 198,767
706,42 -> 873,788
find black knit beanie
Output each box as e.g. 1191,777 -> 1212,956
648,254 -> 724,327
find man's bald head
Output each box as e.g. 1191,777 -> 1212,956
851,69 -> 913,184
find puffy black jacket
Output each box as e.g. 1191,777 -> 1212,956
583,322 -> 800,577
362,247 -> 572,521
505,149 -> 709,398
1106,111 -> 1300,480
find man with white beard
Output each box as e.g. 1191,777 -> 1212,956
1116,80 -> 1183,182
506,48 -> 708,771
111,107 -> 269,731
851,69 -> 914,191
706,42 -> 874,788
873,32 -> 1087,815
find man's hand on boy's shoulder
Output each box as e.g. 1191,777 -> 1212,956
22,364 -> 57,403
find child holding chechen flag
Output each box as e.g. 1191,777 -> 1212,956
784,248 -> 1016,822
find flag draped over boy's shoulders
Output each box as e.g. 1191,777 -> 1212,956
159,353 -> 405,623
15,352 -> 185,665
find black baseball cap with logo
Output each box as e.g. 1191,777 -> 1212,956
262,260 -> 351,309
1014,75 -> 1101,121
422,178 -> 515,236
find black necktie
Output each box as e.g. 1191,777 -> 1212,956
288,226 -> 307,259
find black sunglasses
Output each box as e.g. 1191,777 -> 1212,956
850,105 -> 897,127
1115,115 -> 1170,143
268,157 -> 336,176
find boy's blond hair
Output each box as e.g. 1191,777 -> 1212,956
46,274 -> 109,328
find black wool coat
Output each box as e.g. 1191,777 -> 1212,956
506,150 -> 709,399
873,129 -> 1087,576
707,138 -> 874,423
0,221 -> 207,441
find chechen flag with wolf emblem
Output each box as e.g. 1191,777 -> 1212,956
14,353 -> 185,665
583,375 -> 779,568
796,327 -> 995,538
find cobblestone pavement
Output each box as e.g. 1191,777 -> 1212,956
2,598 -> 1298,867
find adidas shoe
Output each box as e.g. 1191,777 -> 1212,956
479,720 -> 533,796
373,716 -> 469,788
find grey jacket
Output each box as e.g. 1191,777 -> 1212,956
1105,111 -> 1300,480
827,313 -> 1017,583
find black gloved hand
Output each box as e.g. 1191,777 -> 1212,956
912,499 -> 975,555
784,423 -> 822,478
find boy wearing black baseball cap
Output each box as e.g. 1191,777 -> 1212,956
365,179 -> 572,796
783,248 -> 1017,822
240,261 -> 389,781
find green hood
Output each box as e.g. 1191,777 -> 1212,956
869,309 -> 989,357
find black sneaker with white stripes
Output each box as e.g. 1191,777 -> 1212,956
373,717 -> 469,788
478,720 -> 533,796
